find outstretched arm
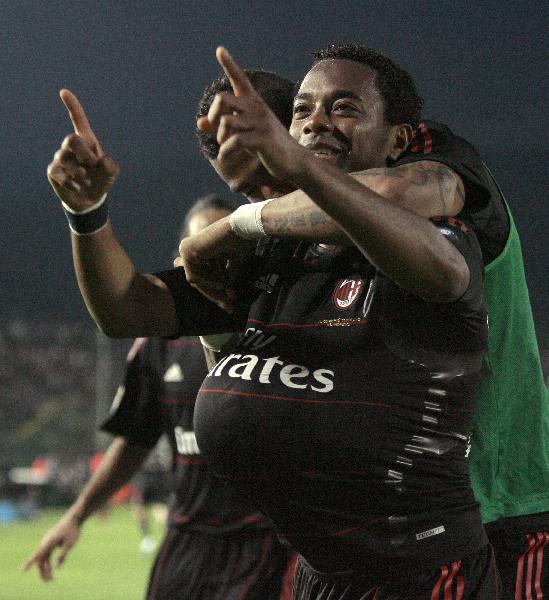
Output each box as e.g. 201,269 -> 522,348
22,437 -> 150,581
47,90 -> 178,337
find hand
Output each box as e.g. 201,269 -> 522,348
21,513 -> 82,581
176,216 -> 255,312
47,89 -> 119,212
197,47 -> 303,184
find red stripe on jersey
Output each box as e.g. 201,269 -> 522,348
215,468 -> 370,482
167,338 -> 202,347
200,387 -> 391,408
247,317 -> 369,330
168,513 -> 263,527
160,397 -> 195,405
176,456 -> 204,465
456,575 -> 464,600
324,520 -> 379,538
279,553 -> 298,600
517,534 -> 536,599
526,533 -> 544,600
235,514 -> 265,526
280,520 -> 381,542
534,532 -> 547,599
168,513 -> 191,524
431,564 -> 449,599
517,535 -> 535,599
444,561 -> 461,599
420,122 -> 433,154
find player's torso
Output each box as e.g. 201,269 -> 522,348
195,239 -> 486,550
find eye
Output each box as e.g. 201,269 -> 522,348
332,102 -> 357,115
292,103 -> 310,118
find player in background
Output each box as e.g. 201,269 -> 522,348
23,194 -> 294,599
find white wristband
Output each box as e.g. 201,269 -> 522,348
229,199 -> 273,240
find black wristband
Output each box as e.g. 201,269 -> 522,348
62,195 -> 109,235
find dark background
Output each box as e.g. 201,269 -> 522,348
1,1 -> 546,345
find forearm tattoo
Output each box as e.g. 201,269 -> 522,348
271,210 -> 329,235
363,162 -> 462,215
266,161 -> 462,237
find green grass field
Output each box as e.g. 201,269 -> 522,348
0,506 -> 161,600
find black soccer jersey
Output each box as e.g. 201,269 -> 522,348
101,337 -> 271,532
156,216 -> 488,578
394,120 -> 510,265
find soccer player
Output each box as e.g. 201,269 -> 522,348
44,46 -> 494,597
23,195 -> 294,599
196,51 -> 549,598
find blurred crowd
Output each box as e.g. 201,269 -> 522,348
0,319 -> 168,522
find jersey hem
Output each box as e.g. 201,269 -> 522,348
481,496 -> 549,523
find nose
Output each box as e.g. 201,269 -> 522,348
302,106 -> 333,135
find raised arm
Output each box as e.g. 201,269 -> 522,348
47,90 -> 178,337
22,437 -> 150,581
196,48 -> 469,303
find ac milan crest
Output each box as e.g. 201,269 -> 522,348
332,278 -> 364,311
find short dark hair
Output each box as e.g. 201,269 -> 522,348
196,70 -> 295,160
180,194 -> 238,238
313,44 -> 423,128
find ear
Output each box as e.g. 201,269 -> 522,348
386,124 -> 414,161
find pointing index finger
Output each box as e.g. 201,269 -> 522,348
216,47 -> 256,98
59,89 -> 103,154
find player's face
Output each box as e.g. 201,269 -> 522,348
186,208 -> 231,236
290,60 -> 394,172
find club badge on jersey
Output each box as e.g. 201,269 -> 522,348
332,278 -> 365,311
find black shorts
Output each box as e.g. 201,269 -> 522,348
292,543 -> 501,599
146,525 -> 292,600
485,512 -> 549,600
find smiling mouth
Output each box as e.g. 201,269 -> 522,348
304,141 -> 346,161
308,146 -> 340,158
312,149 -> 343,163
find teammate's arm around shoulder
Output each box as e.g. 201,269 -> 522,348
260,160 -> 465,243
293,152 -> 471,302
47,90 -> 178,338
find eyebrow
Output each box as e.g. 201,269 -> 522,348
294,90 -> 363,103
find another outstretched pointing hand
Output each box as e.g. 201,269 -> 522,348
47,90 -> 119,212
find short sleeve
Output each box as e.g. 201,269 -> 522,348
393,120 -> 490,213
101,338 -> 164,447
428,216 -> 487,353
